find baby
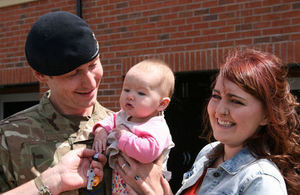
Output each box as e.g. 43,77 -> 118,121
92,59 -> 175,194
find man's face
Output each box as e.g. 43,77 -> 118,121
45,56 -> 103,115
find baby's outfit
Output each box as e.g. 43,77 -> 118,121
93,110 -> 174,195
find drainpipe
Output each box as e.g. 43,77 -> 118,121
76,0 -> 82,18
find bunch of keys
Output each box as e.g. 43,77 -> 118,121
87,153 -> 100,190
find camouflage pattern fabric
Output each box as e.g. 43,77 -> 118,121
0,91 -> 113,195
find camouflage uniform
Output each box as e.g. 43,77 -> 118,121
0,91 -> 113,195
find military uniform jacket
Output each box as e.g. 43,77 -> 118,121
0,91 -> 113,195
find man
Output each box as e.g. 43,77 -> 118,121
0,11 -> 112,195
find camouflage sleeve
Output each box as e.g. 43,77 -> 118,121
0,127 -> 16,192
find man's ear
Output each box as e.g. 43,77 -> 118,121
158,97 -> 170,112
33,70 -> 49,83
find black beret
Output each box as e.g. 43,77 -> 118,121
25,11 -> 99,76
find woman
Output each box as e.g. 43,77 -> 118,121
116,48 -> 300,195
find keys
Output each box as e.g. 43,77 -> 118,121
87,169 -> 95,190
86,153 -> 101,190
92,153 -> 99,161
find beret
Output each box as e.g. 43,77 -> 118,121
25,11 -> 99,76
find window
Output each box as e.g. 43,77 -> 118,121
0,93 -> 39,120
0,83 -> 40,120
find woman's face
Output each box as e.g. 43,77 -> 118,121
207,75 -> 267,148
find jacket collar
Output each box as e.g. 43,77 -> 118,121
220,146 -> 256,174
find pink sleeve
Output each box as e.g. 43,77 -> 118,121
92,113 -> 117,133
118,119 -> 171,163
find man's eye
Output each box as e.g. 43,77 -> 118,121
68,71 -> 78,77
89,64 -> 97,69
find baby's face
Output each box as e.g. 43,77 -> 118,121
119,69 -> 164,122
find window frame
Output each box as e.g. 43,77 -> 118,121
0,0 -> 38,8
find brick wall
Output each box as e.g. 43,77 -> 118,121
1,0 -> 300,111
0,0 -> 77,94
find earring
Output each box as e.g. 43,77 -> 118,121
158,110 -> 164,116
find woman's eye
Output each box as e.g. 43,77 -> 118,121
211,94 -> 221,99
231,99 -> 244,105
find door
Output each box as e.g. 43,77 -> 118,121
165,70 -> 217,192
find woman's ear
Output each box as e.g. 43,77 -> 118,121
158,97 -> 171,112
33,70 -> 49,83
260,114 -> 268,126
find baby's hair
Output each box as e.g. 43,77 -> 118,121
133,58 -> 175,98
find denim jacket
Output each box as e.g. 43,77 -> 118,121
176,142 -> 287,195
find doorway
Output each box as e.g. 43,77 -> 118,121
165,70 -> 217,192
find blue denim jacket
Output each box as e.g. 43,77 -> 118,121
176,142 -> 287,195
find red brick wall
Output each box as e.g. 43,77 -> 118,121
1,0 -> 300,111
0,0 -> 77,94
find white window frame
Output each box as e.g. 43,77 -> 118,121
0,0 -> 38,8
0,92 -> 39,120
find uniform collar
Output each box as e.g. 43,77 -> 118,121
38,90 -> 102,126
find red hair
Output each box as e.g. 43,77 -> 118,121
205,48 -> 300,194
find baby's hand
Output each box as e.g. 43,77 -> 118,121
93,127 -> 108,153
113,125 -> 130,140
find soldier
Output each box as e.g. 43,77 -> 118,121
0,11 -> 112,195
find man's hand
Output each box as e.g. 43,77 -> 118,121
55,148 -> 107,193
2,148 -> 107,195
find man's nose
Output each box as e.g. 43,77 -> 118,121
82,70 -> 97,87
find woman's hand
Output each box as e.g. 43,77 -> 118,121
115,152 -> 173,195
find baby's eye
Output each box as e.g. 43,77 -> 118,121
124,89 -> 130,92
138,92 -> 146,96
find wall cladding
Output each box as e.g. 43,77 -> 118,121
1,0 -> 300,110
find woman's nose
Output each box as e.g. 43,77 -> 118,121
216,102 -> 229,116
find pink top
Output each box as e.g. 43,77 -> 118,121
93,110 -> 174,163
